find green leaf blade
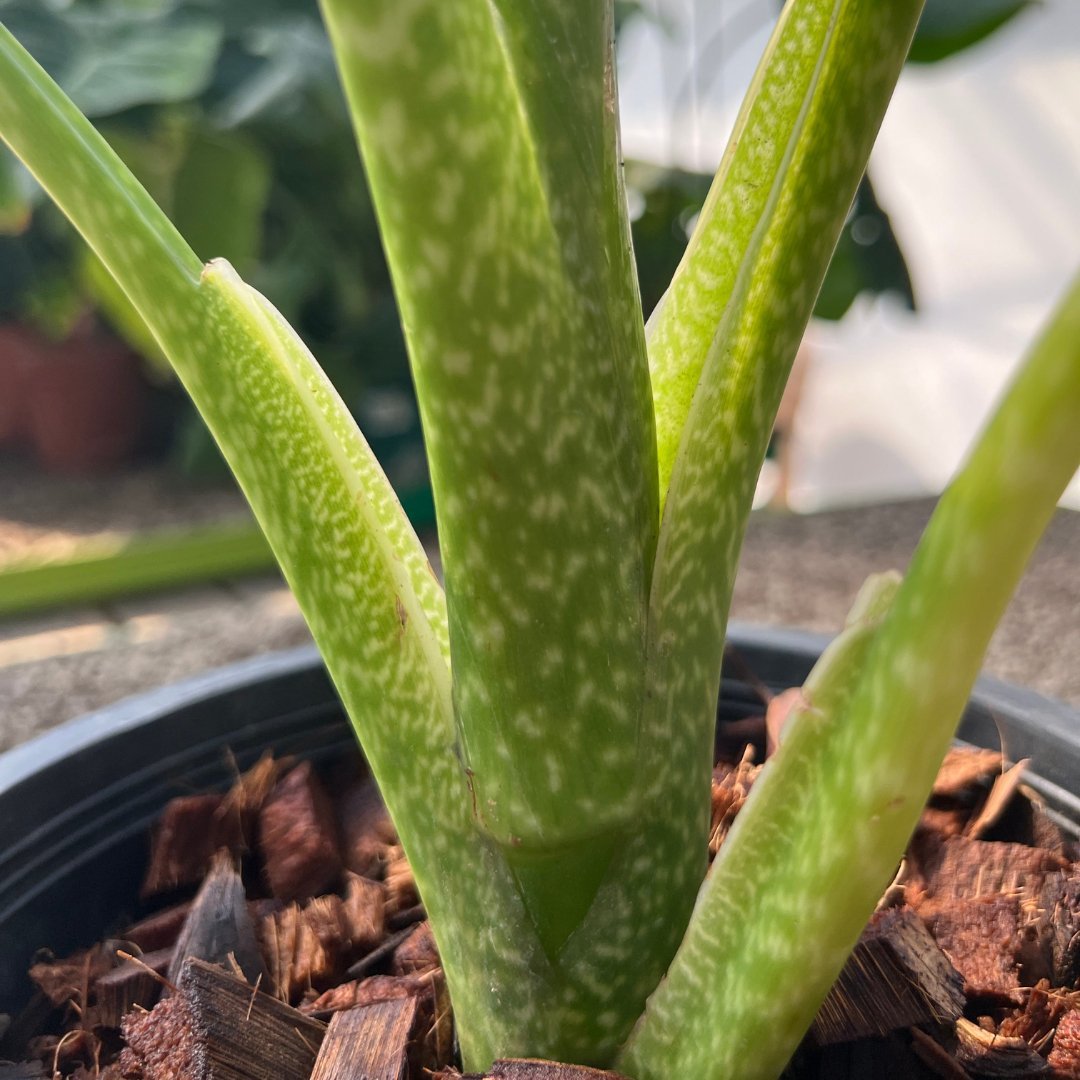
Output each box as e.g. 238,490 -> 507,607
635,0 -> 926,972
321,0 -> 657,854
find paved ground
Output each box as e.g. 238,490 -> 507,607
1,461 -> 1078,752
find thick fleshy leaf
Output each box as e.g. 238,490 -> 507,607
636,0 -> 925,971
622,268 -> 1080,1080
321,0 -> 655,852
319,0 -> 715,1064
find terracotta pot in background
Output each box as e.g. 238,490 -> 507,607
0,322 -> 41,447
20,321 -> 146,473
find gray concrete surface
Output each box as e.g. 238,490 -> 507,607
1,469 -> 1078,752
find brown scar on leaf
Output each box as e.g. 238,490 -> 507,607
465,768 -> 478,821
395,596 -> 408,633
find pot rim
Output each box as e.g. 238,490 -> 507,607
4,623 -> 1080,799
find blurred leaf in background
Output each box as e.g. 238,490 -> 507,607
909,0 -> 1032,63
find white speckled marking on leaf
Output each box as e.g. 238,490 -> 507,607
321,0 -> 706,1064
631,12 -> 926,1061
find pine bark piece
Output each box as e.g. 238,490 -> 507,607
1048,1008 -> 1080,1077
259,763 -> 342,901
28,945 -> 112,1008
261,895 -> 358,1004
123,903 -> 193,954
221,753 -> 288,828
141,795 -> 245,897
811,907 -> 965,1045
168,851 -> 265,988
308,997 -> 417,1080
932,749 -> 1004,801
337,778 -> 399,878
908,835 -> 1066,911
90,947 -> 171,1028
953,1017 -> 1050,1077
709,748 -> 760,858
120,958 -> 325,1080
341,873 -> 386,954
391,922 -> 439,976
925,896 -> 1025,1001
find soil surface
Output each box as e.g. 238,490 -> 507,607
5,708 -> 1080,1080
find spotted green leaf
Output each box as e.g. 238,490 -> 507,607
320,1 -> 693,1063
636,0 -> 926,965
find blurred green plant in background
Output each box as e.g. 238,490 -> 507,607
0,0 -> 1033,490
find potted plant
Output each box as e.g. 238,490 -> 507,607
0,1 -> 1078,1078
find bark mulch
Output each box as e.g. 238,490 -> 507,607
4,712 -> 1080,1079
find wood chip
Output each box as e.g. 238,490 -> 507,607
967,761 -> 1030,840
953,1017 -> 1050,1076
309,997 -> 417,1080
337,778 -> 399,878
309,973 -> 451,1070
28,945 -> 112,1009
141,795 -> 245,897
123,903 -> 193,954
168,850 -> 265,988
709,747 -> 760,857
933,749 -> 1004,801
259,763 -> 342,901
1048,1008 -> 1080,1077
120,958 -> 325,1080
90,947 -> 171,1028
811,907 -> 965,1044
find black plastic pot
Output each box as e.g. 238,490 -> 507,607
3,623 -> 1080,1016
